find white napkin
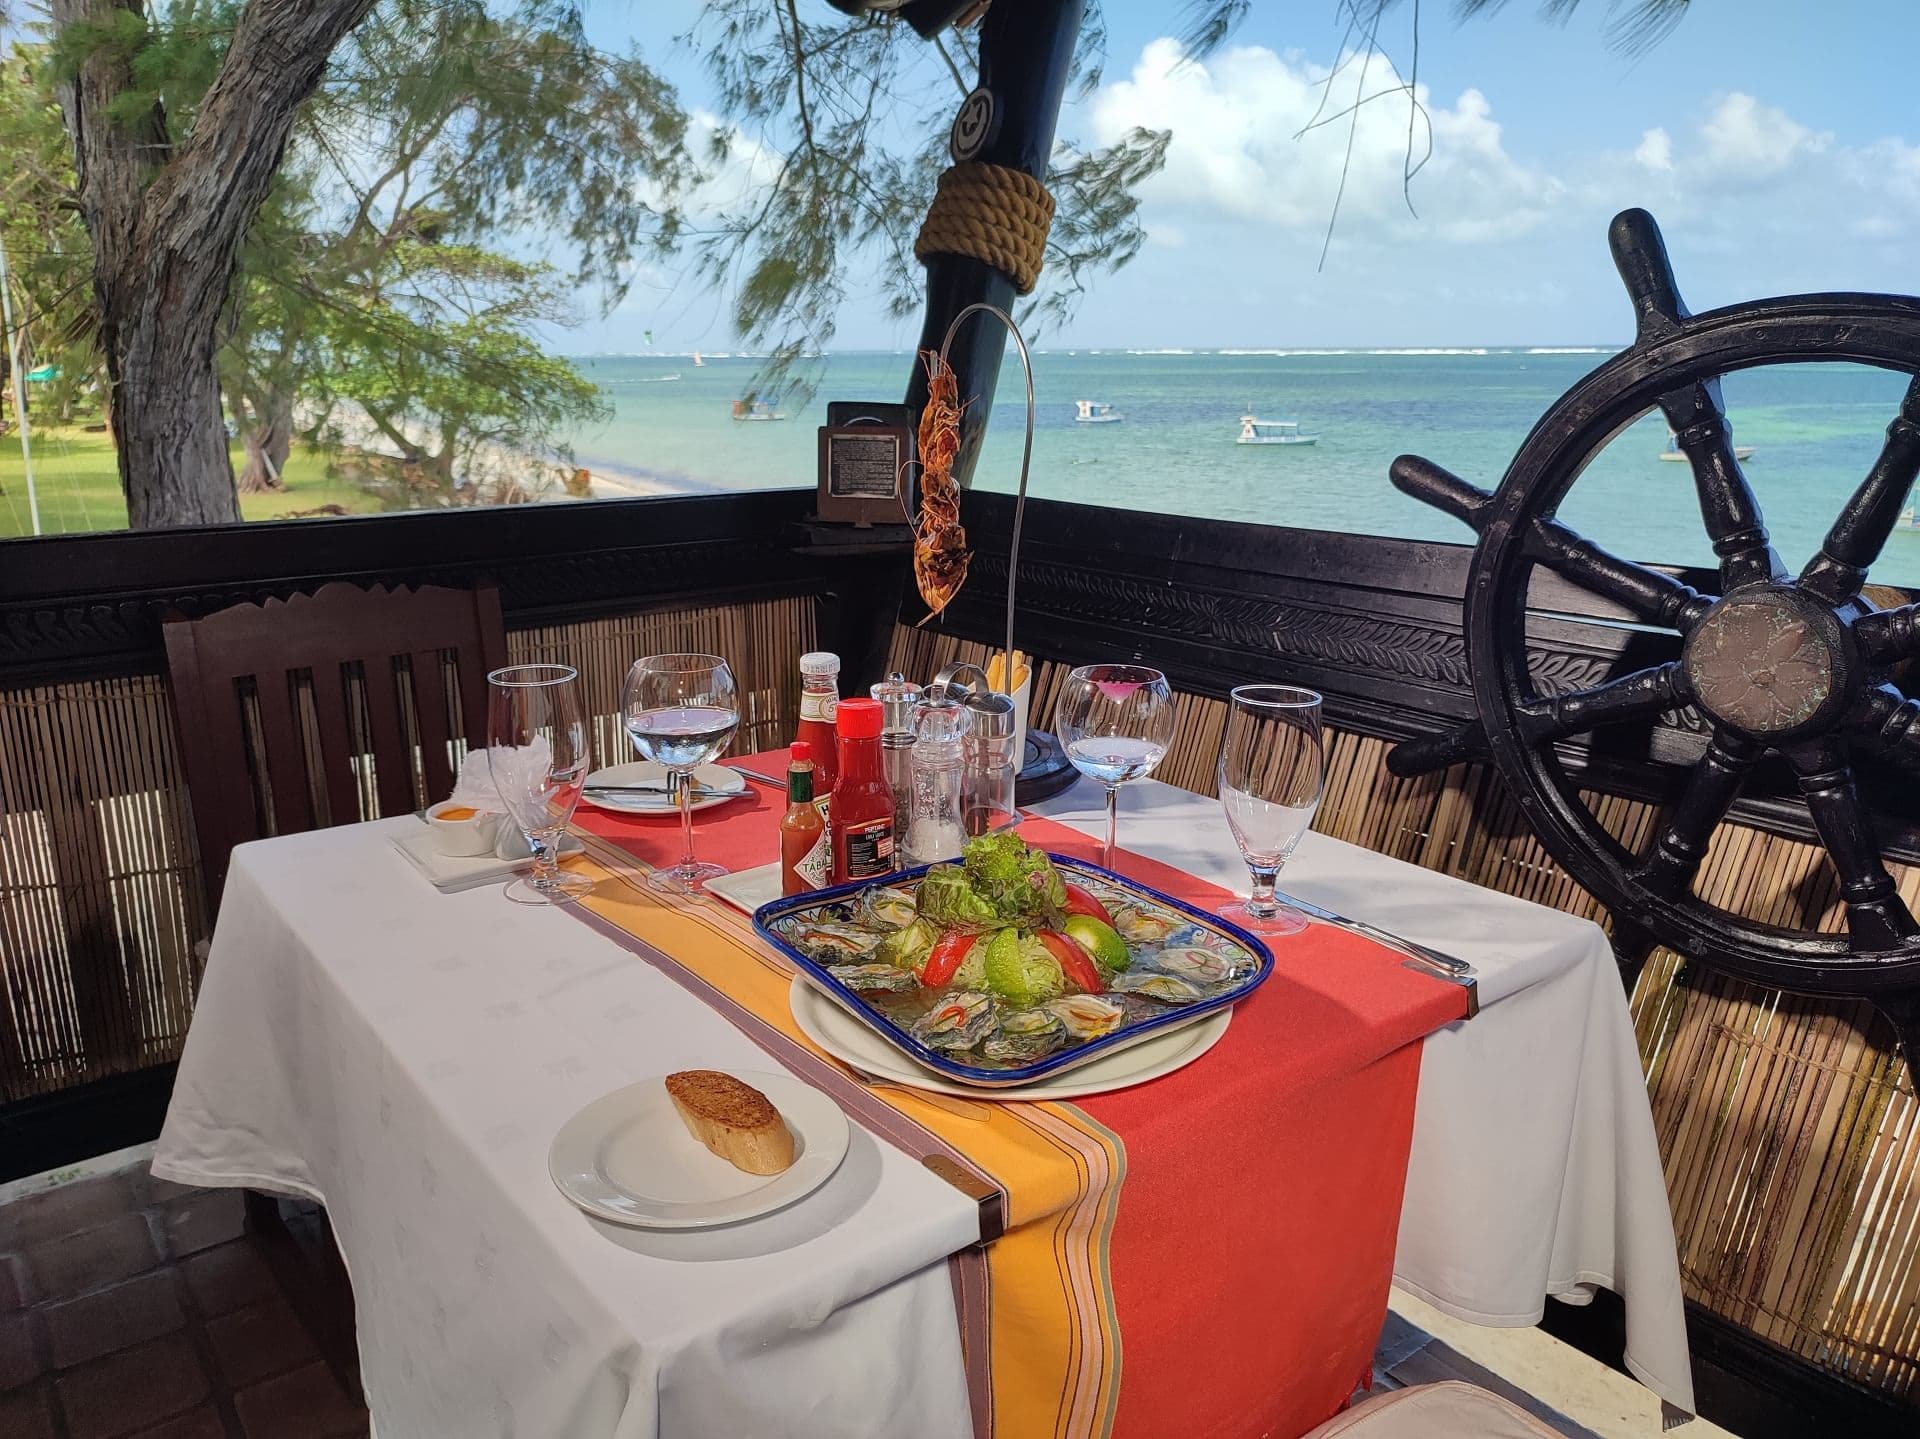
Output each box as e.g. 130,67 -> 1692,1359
447,743 -> 550,860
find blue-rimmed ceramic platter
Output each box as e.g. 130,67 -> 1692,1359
753,855 -> 1272,1088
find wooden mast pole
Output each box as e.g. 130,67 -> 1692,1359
905,0 -> 1084,490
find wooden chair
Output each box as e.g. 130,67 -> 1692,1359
164,581 -> 507,910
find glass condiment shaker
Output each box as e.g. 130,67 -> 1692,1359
871,673 -> 922,841
963,690 -> 1019,836
903,694 -> 970,866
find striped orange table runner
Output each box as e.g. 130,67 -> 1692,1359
565,760 -> 1467,1439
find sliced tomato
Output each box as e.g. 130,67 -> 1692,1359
1060,882 -> 1115,927
1038,931 -> 1104,994
921,932 -> 979,989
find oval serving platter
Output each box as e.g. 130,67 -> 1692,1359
752,854 -> 1272,1089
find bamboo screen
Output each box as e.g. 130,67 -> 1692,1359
0,594 -> 815,1109
890,625 -> 1920,1401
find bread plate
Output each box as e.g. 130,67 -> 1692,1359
548,1070 -> 848,1229
754,855 -> 1270,1089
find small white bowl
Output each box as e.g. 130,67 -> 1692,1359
424,801 -> 499,857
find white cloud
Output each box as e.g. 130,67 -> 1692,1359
1634,128 -> 1673,173
1698,93 -> 1826,180
1087,38 -> 1558,247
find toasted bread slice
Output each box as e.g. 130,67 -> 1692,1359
665,1070 -> 795,1176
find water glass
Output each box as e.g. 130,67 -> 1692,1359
1217,685 -> 1324,935
1056,663 -> 1175,866
622,654 -> 739,892
486,664 -> 593,906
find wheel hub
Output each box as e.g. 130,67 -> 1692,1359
1682,588 -> 1850,739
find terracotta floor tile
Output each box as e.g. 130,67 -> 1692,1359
233,1361 -> 368,1439
27,1214 -> 159,1302
0,1173 -> 141,1251
0,1309 -> 44,1390
43,1269 -> 186,1370
0,1385 -> 57,1439
160,1192 -> 246,1261
54,1332 -> 211,1439
205,1297 -> 319,1388
180,1242 -> 278,1318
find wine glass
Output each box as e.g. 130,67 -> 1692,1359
1056,663 -> 1175,867
486,664 -> 593,906
622,654 -> 739,892
1217,685 -> 1325,935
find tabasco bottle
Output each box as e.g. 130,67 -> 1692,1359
830,698 -> 896,883
795,652 -> 841,795
780,742 -> 830,895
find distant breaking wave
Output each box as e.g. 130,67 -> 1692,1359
1125,347 -> 1196,355
1527,346 -> 1612,354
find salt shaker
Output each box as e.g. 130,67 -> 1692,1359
870,673 -> 922,843
903,694 -> 970,866
962,690 -> 1019,836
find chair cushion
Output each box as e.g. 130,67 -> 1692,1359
1302,1381 -> 1566,1438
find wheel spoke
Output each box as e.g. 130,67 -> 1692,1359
1659,380 -> 1782,592
1515,662 -> 1691,745
1800,377 -> 1920,603
1523,523 -> 1714,632
1848,684 -> 1920,776
1636,728 -> 1763,900
1392,454 -> 1715,630
1856,602 -> 1920,666
1788,741 -> 1920,951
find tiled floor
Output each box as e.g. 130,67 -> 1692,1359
3,1156 -> 1604,1439
0,1165 -> 366,1439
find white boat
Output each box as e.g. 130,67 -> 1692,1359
692,351 -> 706,367
1659,429 -> 1753,462
731,398 -> 784,423
1237,414 -> 1318,446
1074,400 -> 1124,424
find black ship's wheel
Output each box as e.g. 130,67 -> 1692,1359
1387,209 -> 1920,1067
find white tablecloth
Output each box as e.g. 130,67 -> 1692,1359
156,778 -> 1693,1436
155,819 -> 981,1439
1032,778 -> 1693,1418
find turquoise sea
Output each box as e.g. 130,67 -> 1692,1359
567,349 -> 1920,587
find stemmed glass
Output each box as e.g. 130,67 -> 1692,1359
486,664 -> 593,906
1217,685 -> 1325,935
622,654 -> 740,893
1056,663 -> 1175,867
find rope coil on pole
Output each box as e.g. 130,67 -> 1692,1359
914,161 -> 1055,295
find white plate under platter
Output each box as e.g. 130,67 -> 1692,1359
548,1070 -> 849,1229
580,761 -> 749,816
789,976 -> 1232,1101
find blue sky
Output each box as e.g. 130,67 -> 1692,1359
565,0 -> 1920,351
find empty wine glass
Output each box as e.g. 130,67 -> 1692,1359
1217,685 -> 1324,935
487,664 -> 592,906
622,654 -> 739,892
1056,663 -> 1175,867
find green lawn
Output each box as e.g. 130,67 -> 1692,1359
0,426 -> 390,537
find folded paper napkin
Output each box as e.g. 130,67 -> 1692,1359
445,743 -> 553,860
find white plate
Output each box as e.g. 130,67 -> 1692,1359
707,861 -> 786,915
391,829 -> 584,893
580,761 -> 749,816
790,976 -> 1232,1101
549,1070 -> 848,1229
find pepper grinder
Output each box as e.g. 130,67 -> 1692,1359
961,690 -> 1019,836
870,673 -> 922,846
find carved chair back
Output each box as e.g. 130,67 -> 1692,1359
163,581 -> 507,909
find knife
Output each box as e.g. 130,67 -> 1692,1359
1275,889 -> 1480,1018
584,780 -> 738,799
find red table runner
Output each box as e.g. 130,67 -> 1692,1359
569,755 -> 1468,1438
